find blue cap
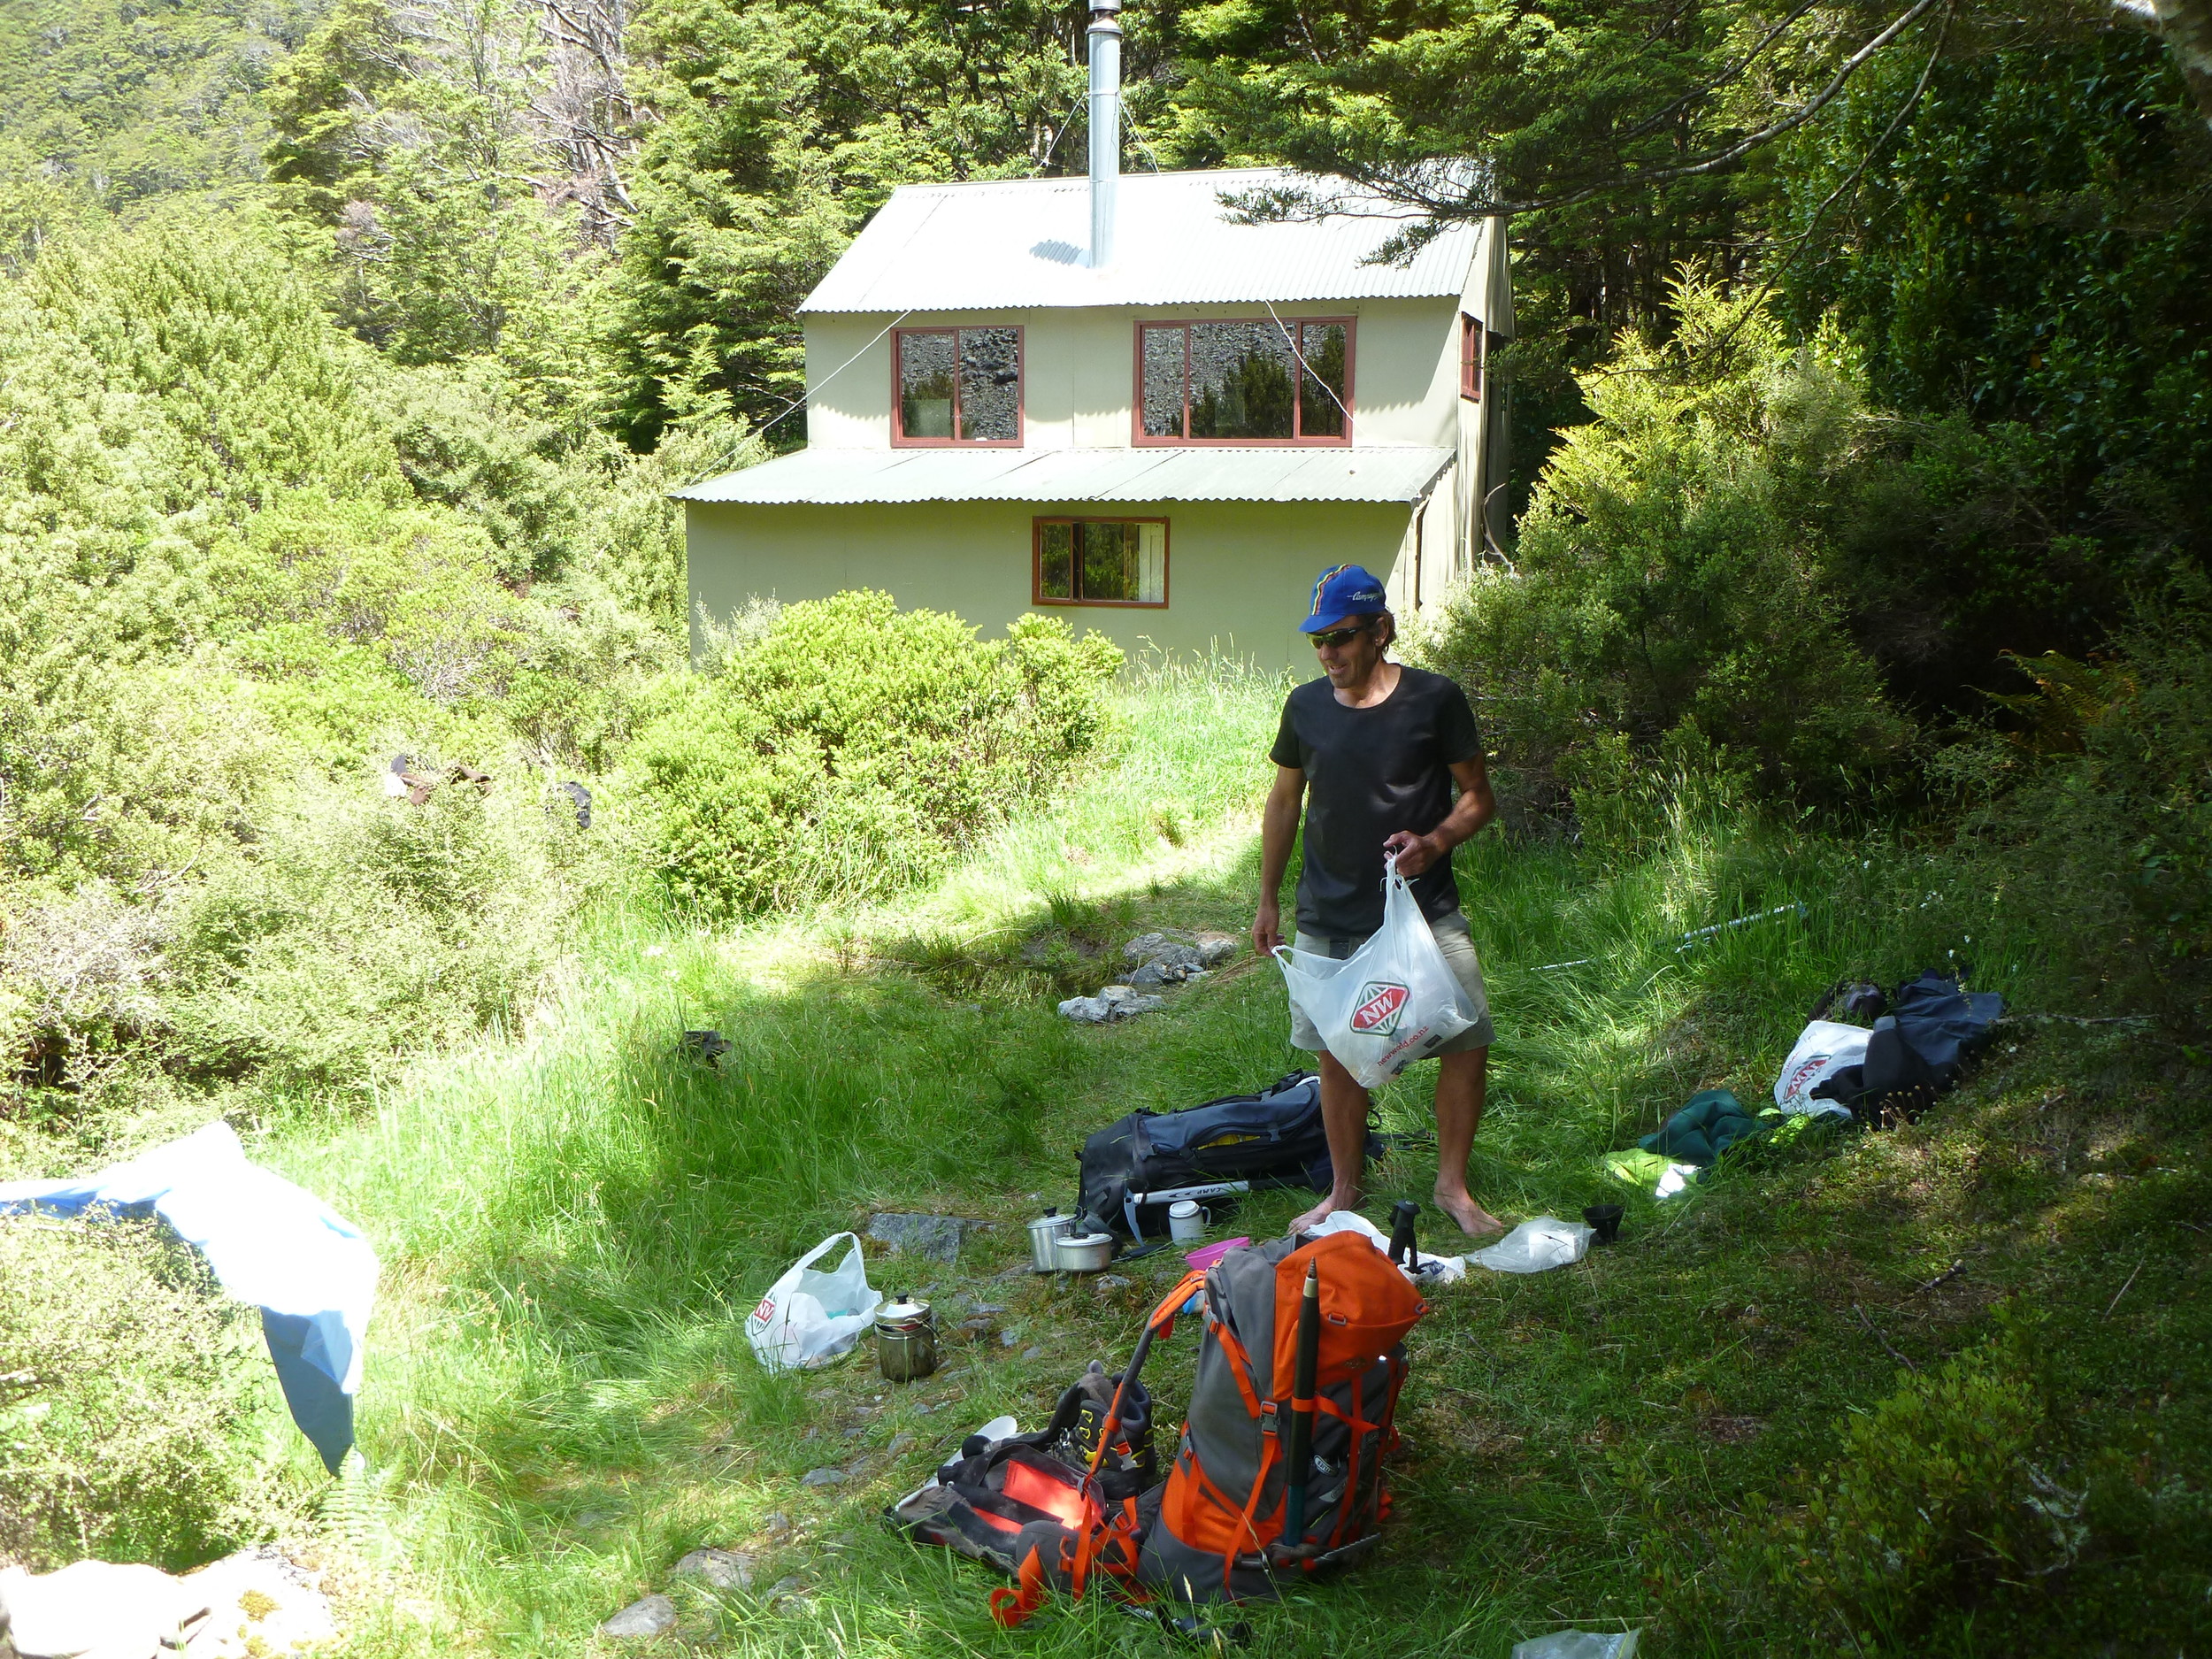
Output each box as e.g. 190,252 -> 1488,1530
1301,565 -> 1389,632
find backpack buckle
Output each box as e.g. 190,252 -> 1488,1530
1259,1402 -> 1279,1439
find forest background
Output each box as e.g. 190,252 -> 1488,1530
2,0 -> 2210,1649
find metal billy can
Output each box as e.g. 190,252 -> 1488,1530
1026,1208 -> 1075,1272
874,1294 -> 938,1383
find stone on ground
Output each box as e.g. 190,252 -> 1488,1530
671,1548 -> 753,1592
800,1466 -> 846,1487
599,1594 -> 677,1640
866,1212 -> 987,1263
1058,985 -> 1167,1023
0,1548 -> 336,1659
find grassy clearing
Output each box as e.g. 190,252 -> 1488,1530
261,667 -> 2209,1656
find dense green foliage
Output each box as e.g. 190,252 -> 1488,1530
1416,278 -> 1910,803
0,1211 -> 280,1568
633,592 -> 1123,912
1,0 -> 2209,1647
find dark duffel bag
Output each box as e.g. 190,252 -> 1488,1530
1076,1072 -> 1376,1238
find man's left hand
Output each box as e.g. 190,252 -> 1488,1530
1383,830 -> 1440,877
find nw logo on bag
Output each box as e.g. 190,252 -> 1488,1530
1349,980 -> 1409,1035
749,1295 -> 777,1327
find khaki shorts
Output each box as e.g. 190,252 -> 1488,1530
1287,910 -> 1496,1056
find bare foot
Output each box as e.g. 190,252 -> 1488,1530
1434,1188 -> 1507,1240
1286,1193 -> 1358,1237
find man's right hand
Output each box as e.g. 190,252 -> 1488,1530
1252,899 -> 1284,956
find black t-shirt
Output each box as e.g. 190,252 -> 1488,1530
1268,665 -> 1484,938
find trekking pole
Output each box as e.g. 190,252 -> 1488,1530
1280,1258 -> 1321,1546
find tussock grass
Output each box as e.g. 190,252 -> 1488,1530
261,668 -> 2208,1657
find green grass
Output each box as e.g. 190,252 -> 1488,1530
244,667 -> 2212,1656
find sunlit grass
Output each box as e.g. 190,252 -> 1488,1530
263,666 -> 2205,1658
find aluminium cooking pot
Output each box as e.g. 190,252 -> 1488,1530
1054,1231 -> 1116,1273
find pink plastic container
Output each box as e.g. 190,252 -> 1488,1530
1183,1237 -> 1251,1272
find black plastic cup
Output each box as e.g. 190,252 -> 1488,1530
1583,1204 -> 1624,1245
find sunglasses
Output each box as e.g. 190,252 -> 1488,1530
1308,623 -> 1371,649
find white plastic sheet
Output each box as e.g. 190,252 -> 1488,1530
745,1232 -> 881,1372
1512,1631 -> 1640,1659
1773,1019 -> 1870,1118
1304,1208 -> 1467,1284
0,1121 -> 379,1470
1273,856 -> 1477,1088
1472,1215 -> 1593,1275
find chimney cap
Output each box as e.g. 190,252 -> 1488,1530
1089,0 -> 1120,15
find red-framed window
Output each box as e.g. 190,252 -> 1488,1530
1134,318 -> 1353,445
1460,312 -> 1486,401
893,325 -> 1024,446
1033,517 -> 1169,608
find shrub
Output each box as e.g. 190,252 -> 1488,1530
161,770 -> 613,1094
1926,588 -> 2212,1029
1708,1345 -> 2057,1649
0,1211 -> 280,1569
1413,273 -> 1913,811
631,592 -> 1123,913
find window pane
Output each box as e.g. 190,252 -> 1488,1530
1141,326 -> 1186,437
957,326 -> 1020,441
899,331 -> 956,438
1298,322 -> 1348,437
1077,521 -> 1136,602
1187,321 -> 1294,440
1039,522 -> 1074,599
1134,521 -> 1165,603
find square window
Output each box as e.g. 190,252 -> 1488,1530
895,326 -> 1023,445
1034,518 -> 1167,607
1135,318 -> 1352,444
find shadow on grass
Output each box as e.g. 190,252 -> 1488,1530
300,810 -> 2212,1659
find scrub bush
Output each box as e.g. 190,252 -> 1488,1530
632,592 -> 1123,913
1414,275 -> 1912,811
1923,591 -> 2212,1030
161,772 -> 614,1094
0,1211 -> 280,1570
1708,1345 -> 2059,1649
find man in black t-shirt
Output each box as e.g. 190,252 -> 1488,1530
1253,565 -> 1504,1238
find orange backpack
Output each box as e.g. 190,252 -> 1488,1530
967,1233 -> 1426,1627
1141,1231 -> 1428,1602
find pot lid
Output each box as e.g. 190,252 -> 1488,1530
1060,1232 -> 1114,1248
878,1295 -> 931,1320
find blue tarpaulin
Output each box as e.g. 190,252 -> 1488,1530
0,1122 -> 378,1472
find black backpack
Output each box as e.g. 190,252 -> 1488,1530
1076,1072 -> 1374,1237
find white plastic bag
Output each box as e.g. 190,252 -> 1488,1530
1472,1215 -> 1592,1274
1274,857 -> 1477,1088
1773,1019 -> 1870,1118
746,1232 -> 881,1373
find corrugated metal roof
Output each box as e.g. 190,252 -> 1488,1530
673,445 -> 1454,506
801,169 -> 1487,314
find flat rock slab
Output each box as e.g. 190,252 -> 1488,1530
800,1466 -> 846,1486
867,1212 -> 990,1263
671,1548 -> 754,1592
0,1548 -> 337,1659
600,1594 -> 677,1640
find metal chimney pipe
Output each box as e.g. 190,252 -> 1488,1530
1087,0 -> 1122,268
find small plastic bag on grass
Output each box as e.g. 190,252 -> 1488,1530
1273,856 -> 1477,1089
1473,1216 -> 1593,1274
1512,1631 -> 1640,1659
746,1232 -> 881,1372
